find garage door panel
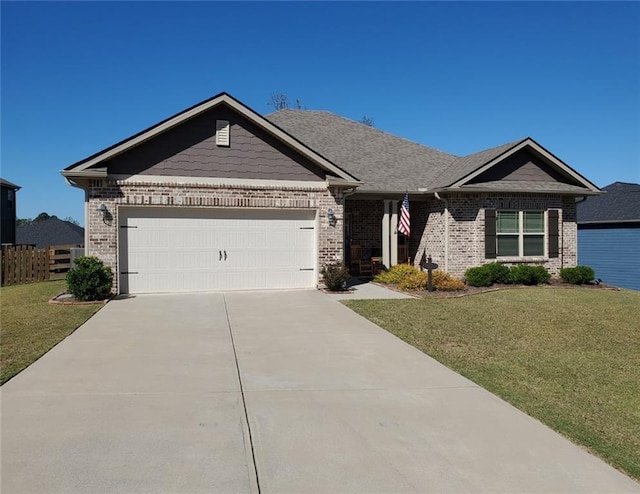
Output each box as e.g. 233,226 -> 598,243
119,207 -> 316,294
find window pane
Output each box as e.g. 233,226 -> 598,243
524,235 -> 544,256
524,211 -> 544,233
497,235 -> 519,256
497,211 -> 519,233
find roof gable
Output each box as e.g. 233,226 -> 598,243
62,93 -> 359,185
435,138 -> 599,194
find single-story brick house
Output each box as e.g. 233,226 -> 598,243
62,92 -> 600,294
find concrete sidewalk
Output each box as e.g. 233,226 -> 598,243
326,278 -> 416,300
2,290 -> 639,493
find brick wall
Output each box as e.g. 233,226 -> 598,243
344,199 -> 383,253
413,192 -> 578,277
88,179 -> 343,292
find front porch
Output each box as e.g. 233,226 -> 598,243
344,196 -> 434,276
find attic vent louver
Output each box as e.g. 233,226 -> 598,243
216,120 -> 230,146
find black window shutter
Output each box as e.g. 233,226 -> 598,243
485,209 -> 497,259
548,210 -> 559,258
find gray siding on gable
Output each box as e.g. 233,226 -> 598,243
578,227 -> 640,291
104,106 -> 327,181
469,149 -> 574,185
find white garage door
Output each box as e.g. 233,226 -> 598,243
118,207 -> 317,294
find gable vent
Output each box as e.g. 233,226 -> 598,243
216,120 -> 230,146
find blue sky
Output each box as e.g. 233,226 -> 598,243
2,1 -> 639,225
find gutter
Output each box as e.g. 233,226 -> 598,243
434,192 -> 449,272
63,176 -> 91,255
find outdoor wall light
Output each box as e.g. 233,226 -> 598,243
327,208 -> 337,226
98,203 -> 110,224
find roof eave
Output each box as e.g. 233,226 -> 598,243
61,168 -> 108,179
429,186 -> 601,196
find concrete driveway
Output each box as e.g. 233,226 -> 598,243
2,291 -> 638,493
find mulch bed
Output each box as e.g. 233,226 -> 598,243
48,292 -> 112,305
372,279 -> 620,299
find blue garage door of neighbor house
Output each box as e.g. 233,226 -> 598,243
578,228 -> 640,291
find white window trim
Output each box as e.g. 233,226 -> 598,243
496,210 -> 547,258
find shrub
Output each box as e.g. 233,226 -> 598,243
374,264 -> 420,285
560,266 -> 595,285
66,256 -> 113,301
465,266 -> 493,287
398,270 -> 427,290
484,262 -> 511,284
435,277 -> 467,291
432,270 -> 466,291
321,262 -> 351,291
509,265 -> 551,285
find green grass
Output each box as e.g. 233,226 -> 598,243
1,280 -> 102,384
345,287 -> 640,481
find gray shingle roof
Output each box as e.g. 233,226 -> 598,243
16,218 -> 84,249
0,178 -> 20,189
431,140 -> 524,188
267,110 -> 458,192
577,182 -> 640,223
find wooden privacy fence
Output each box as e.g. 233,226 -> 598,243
1,244 -> 83,286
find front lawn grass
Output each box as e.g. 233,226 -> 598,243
345,287 -> 640,481
1,280 -> 102,384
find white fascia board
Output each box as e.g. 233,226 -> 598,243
109,174 -> 329,190
451,139 -> 601,192
61,168 -> 108,179
66,94 -> 358,184
326,176 -> 361,187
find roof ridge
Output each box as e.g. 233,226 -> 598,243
268,108 -> 458,159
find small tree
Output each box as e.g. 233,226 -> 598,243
268,93 -> 289,110
359,116 -> 375,127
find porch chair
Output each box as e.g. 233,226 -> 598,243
350,243 -> 373,277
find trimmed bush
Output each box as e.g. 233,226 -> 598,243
509,265 -> 551,285
560,266 -> 595,285
484,262 -> 511,284
66,256 -> 113,301
374,264 -> 420,285
464,266 -> 493,287
321,262 -> 351,291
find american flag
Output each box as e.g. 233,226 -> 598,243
398,193 -> 410,237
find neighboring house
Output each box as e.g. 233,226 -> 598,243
1,178 -> 20,245
577,182 -> 640,291
16,218 -> 85,249
62,92 -> 600,294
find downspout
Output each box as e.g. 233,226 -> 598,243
434,192 -> 449,272
64,177 -> 90,254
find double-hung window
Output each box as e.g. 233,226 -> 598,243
496,211 -> 545,257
